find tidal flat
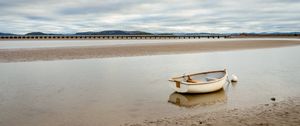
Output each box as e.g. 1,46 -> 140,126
0,39 -> 300,125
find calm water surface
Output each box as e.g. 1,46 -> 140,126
0,45 -> 300,126
1,38 -> 299,49
0,39 -> 205,49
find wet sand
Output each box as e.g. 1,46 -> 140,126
1,39 -> 300,126
1,39 -> 300,62
127,97 -> 300,126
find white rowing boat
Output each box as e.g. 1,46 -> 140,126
168,69 -> 228,93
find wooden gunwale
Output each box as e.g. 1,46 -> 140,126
168,69 -> 227,85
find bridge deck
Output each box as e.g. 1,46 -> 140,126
0,35 -> 229,40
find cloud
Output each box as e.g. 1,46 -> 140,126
0,0 -> 299,34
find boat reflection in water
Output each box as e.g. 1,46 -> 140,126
168,89 -> 227,108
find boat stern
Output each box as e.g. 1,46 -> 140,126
168,81 -> 189,93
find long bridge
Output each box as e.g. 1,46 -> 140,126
0,35 -> 229,40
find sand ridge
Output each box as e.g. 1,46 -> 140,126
0,39 -> 300,62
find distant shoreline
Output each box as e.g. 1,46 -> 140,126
1,35 -> 299,41
1,30 -> 299,40
1,39 -> 300,62
0,35 -> 228,40
1,33 -> 299,41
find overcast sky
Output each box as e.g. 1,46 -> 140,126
0,0 -> 299,34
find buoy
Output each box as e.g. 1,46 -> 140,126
231,74 -> 238,82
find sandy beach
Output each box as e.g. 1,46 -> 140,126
1,39 -> 300,62
1,0 -> 300,125
126,97 -> 300,126
0,39 -> 300,126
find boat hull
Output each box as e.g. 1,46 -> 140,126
168,77 -> 226,93
168,70 -> 228,93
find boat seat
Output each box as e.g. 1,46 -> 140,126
186,79 -> 202,83
186,75 -> 202,83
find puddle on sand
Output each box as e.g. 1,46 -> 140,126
0,45 -> 300,126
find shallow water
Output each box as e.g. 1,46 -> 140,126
1,38 -> 299,49
0,39 -> 209,49
0,45 -> 300,126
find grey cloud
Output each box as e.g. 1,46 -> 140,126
58,0 -> 157,15
25,16 -> 53,21
59,3 -> 120,15
0,0 -> 299,33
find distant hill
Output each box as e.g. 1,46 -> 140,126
1,31 -> 299,36
25,32 -> 62,36
75,30 -> 152,35
253,32 -> 300,35
25,32 -> 47,35
0,32 -> 16,36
